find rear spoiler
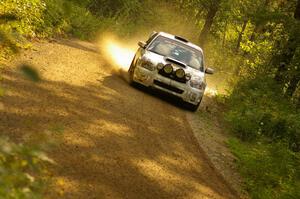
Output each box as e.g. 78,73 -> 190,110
175,35 -> 189,43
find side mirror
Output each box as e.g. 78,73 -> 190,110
149,31 -> 157,38
205,67 -> 214,75
138,41 -> 146,48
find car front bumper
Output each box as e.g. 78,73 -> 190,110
132,66 -> 204,105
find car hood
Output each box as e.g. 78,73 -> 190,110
143,51 -> 205,81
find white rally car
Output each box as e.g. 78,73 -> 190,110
128,32 -> 214,111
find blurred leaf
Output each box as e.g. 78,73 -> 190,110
0,136 -> 50,198
34,151 -> 55,164
0,14 -> 18,22
19,64 -> 41,82
0,30 -> 19,53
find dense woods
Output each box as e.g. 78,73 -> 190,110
0,0 -> 300,198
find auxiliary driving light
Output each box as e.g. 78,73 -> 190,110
157,63 -> 165,70
163,64 -> 173,74
175,69 -> 185,79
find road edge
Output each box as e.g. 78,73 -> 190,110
185,111 -> 248,199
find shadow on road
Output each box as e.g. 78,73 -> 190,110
0,57 -> 235,199
110,69 -> 195,112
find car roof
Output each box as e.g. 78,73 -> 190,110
156,32 -> 203,53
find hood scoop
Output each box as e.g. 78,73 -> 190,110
165,57 -> 186,68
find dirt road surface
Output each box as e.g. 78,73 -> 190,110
0,39 -> 236,199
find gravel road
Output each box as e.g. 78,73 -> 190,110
0,39 -> 237,199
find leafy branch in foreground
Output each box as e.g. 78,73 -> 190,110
0,137 -> 53,199
19,64 -> 41,83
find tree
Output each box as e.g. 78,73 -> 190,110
285,0 -> 300,97
198,0 -> 221,47
235,20 -> 247,52
275,0 -> 300,97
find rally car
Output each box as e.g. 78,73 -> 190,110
128,32 -> 214,111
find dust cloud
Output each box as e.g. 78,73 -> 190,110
101,37 -> 136,71
98,33 -> 143,82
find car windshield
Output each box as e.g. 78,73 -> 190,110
147,36 -> 204,71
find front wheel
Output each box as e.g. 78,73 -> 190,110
186,97 -> 202,112
187,103 -> 200,112
128,58 -> 135,84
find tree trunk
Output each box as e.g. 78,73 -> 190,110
295,0 -> 300,20
275,0 -> 300,87
285,72 -> 300,97
236,20 -> 248,52
222,21 -> 227,47
249,25 -> 261,42
248,0 -> 270,43
199,1 -> 220,47
274,36 -> 298,85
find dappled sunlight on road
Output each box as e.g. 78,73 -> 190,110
0,39 -> 236,199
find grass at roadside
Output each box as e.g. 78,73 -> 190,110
199,92 -> 300,199
228,138 -> 300,199
223,75 -> 300,198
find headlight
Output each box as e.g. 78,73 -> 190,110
185,73 -> 191,81
163,64 -> 173,74
190,79 -> 206,90
175,69 -> 185,79
139,59 -> 155,71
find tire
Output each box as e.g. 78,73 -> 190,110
128,58 -> 135,85
186,97 -> 203,112
187,102 -> 200,112
128,58 -> 134,73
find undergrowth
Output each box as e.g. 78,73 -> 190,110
225,75 -> 300,198
228,138 -> 300,199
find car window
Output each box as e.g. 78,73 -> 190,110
147,36 -> 204,71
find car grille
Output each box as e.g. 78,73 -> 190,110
158,70 -> 186,83
153,80 -> 184,94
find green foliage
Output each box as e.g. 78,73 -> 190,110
0,0 -> 103,55
0,29 -> 19,60
0,0 -> 170,55
0,137 -> 52,199
42,0 -> 103,39
0,0 -> 46,37
228,138 -> 300,199
225,76 -> 300,151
